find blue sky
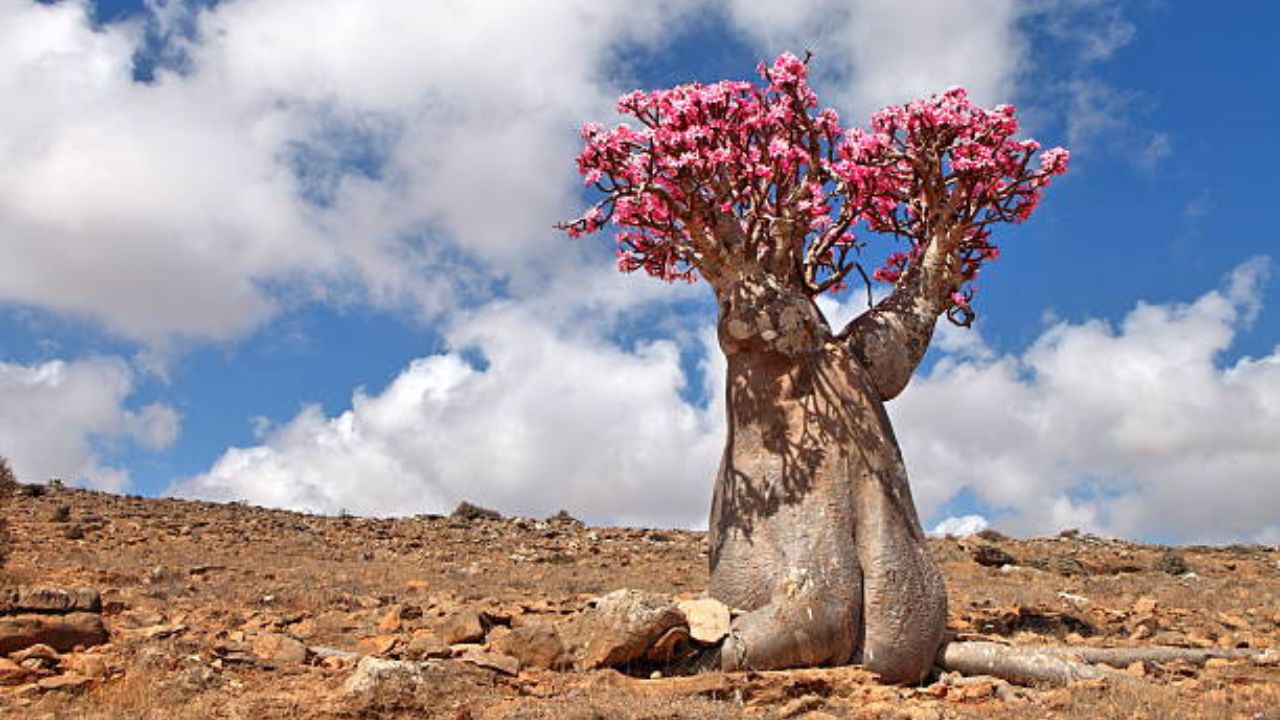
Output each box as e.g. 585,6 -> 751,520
1,0 -> 1277,543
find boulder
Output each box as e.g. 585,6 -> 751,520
0,587 -> 101,615
676,598 -> 731,644
0,613 -> 108,654
355,634 -> 400,657
558,589 -> 686,669
436,610 -> 487,645
343,656 -> 425,696
491,622 -> 569,670
970,545 -> 1016,568
252,632 -> 309,666
459,648 -> 519,676
404,632 -> 451,660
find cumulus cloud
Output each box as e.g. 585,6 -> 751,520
0,0 -> 1145,349
175,259 -> 1278,543
0,356 -> 180,490
930,515 -> 990,538
0,0 -> 700,344
893,258 -> 1280,544
724,0 -> 1026,117
171,303 -> 725,527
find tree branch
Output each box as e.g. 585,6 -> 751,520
838,229 -> 959,401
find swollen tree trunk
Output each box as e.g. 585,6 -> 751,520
706,272 -> 948,684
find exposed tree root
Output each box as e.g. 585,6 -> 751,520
1063,645 -> 1264,668
938,640 -> 1274,687
939,641 -> 1113,686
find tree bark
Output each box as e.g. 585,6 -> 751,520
705,273 -> 948,684
938,641 -> 1275,687
939,641 -> 1112,686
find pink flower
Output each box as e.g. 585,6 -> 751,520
562,56 -> 1068,308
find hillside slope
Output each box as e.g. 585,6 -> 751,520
1,484 -> 1277,719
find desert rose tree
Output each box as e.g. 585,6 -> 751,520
562,54 -> 1068,683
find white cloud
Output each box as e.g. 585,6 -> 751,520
1030,0 -> 1136,65
0,0 -> 1151,350
171,303 -> 725,527
893,258 -> 1280,544
125,402 -> 182,451
0,0 -> 701,344
1136,132 -> 1172,172
930,515 -> 990,538
175,258 -> 1279,543
724,0 -> 1026,117
722,0 -> 1167,176
0,356 -> 180,490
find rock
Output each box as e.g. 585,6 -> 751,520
970,544 -> 1016,568
437,610 -> 487,645
10,643 -> 60,664
558,589 -> 686,669
356,634 -> 400,657
313,610 -> 361,635
491,622 -> 568,670
289,617 -> 317,639
0,658 -> 34,686
309,645 -> 360,660
377,603 -> 423,633
252,632 -> 309,666
0,613 -> 108,654
377,607 -> 404,634
676,597 -> 731,644
36,672 -> 91,693
1217,612 -> 1250,631
63,653 -> 108,679
644,626 -> 691,664
1155,551 -> 1189,575
0,587 -> 102,615
343,656 -> 425,696
1132,596 -> 1158,615
404,633 -> 451,660
1033,555 -> 1087,576
459,648 -> 519,676
319,655 -> 354,671
451,502 -> 502,521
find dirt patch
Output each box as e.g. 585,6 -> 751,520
2,485 -> 1277,719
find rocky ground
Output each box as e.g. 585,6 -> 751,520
0,483 -> 1277,720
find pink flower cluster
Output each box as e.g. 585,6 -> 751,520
835,86 -> 1069,312
561,54 -> 1069,318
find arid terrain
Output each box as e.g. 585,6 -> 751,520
1,483 -> 1277,719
